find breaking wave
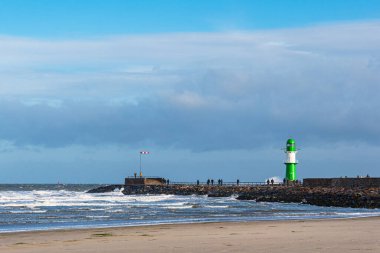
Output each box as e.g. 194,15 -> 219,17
0,184 -> 379,233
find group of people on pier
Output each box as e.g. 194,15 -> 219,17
205,179 -> 224,186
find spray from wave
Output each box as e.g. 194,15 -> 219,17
265,176 -> 283,183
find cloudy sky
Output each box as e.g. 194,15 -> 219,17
1,0 -> 380,183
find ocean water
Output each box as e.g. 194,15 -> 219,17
0,184 -> 379,233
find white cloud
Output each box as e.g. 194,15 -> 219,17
0,140 -> 16,152
21,98 -> 63,108
169,91 -> 209,108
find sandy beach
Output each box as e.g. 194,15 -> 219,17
0,217 -> 379,253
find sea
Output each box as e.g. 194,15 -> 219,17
0,184 -> 379,233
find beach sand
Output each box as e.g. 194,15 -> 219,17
0,217 -> 379,253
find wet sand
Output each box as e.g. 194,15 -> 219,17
0,217 -> 379,253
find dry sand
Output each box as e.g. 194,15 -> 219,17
0,217 -> 379,253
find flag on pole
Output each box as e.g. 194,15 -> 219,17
140,151 -> 150,154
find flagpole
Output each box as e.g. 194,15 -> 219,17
139,151 -> 149,178
139,152 -> 142,177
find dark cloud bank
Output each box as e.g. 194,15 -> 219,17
1,21 -> 380,152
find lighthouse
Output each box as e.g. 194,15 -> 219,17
284,139 -> 298,181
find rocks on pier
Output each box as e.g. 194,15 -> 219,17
87,184 -> 380,209
86,184 -> 123,193
236,186 -> 380,209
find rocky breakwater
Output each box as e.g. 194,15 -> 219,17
87,184 -> 380,209
237,186 -> 380,209
121,185 -> 244,196
87,184 -> 123,193
121,185 -> 380,208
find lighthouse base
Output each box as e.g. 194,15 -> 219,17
285,163 -> 297,181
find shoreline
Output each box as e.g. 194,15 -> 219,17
1,216 -> 379,253
1,213 -> 380,235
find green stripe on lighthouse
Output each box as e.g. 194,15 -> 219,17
286,163 -> 297,181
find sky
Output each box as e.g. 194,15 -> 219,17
1,0 -> 380,183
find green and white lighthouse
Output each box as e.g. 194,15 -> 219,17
284,139 -> 298,181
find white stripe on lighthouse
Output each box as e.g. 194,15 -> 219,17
286,152 -> 297,163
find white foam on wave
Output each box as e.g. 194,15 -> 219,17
335,212 -> 380,216
0,190 -> 188,210
8,210 -> 47,214
165,206 -> 193,210
203,205 -> 229,209
106,209 -> 125,213
85,215 -> 110,219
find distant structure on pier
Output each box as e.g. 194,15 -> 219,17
284,139 -> 298,181
125,176 -> 166,186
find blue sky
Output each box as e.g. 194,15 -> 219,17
1,0 -> 380,37
1,1 -> 380,183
